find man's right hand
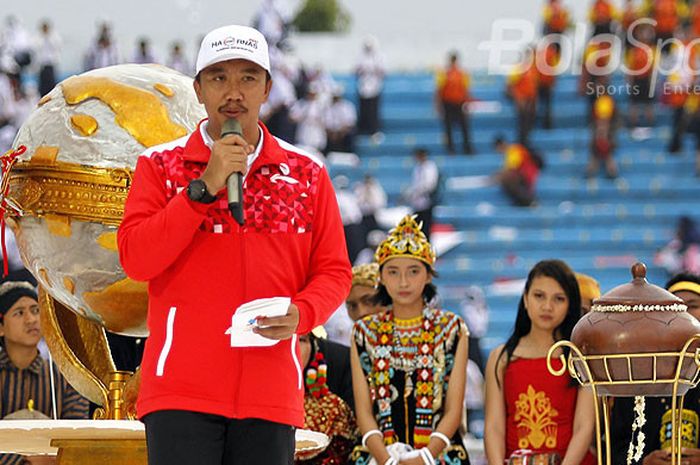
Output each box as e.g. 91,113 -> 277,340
643,450 -> 672,465
200,134 -> 254,194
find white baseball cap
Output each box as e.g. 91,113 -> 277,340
195,25 -> 270,76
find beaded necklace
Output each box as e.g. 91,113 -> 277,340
373,307 -> 436,448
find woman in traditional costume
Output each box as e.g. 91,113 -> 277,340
350,215 -> 469,465
484,260 -> 595,465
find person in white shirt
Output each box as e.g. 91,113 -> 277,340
406,147 -> 439,240
83,23 -> 119,71
325,85 -> 357,154
290,82 -> 328,153
260,65 -> 297,142
35,20 -> 61,97
355,36 -> 384,135
334,175 -> 364,264
131,37 -> 158,65
354,174 -> 386,245
1,16 -> 32,95
166,42 -> 191,76
252,0 -> 291,48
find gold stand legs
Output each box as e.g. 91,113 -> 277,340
93,371 -> 134,420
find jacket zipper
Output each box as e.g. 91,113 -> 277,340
233,203 -> 247,413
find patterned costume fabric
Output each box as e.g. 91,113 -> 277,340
152,144 -> 321,235
350,307 -> 469,465
503,358 -> 595,465
297,345 -> 358,465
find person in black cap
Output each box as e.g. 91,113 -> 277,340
0,281 -> 89,464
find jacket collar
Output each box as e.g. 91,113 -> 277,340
181,119 -> 289,171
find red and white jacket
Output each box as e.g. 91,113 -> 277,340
118,121 -> 351,427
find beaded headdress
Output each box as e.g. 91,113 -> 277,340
351,263 -> 380,288
374,215 -> 436,268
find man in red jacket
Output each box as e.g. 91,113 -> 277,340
117,24 -> 352,465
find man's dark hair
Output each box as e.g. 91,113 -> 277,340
413,146 -> 429,158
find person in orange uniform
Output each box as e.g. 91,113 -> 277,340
536,41 -> 560,129
507,48 -> 538,145
621,0 -> 640,49
666,67 -> 693,153
575,273 -> 601,315
589,0 -> 617,36
580,38 -> 614,121
542,0 -> 571,36
654,0 -> 687,54
435,51 -> 474,155
626,23 -> 656,128
692,1 -> 700,39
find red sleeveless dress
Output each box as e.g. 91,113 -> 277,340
504,357 -> 596,465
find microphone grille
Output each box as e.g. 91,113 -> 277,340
221,118 -> 242,138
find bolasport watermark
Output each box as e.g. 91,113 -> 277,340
478,17 -> 700,99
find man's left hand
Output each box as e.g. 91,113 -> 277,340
254,304 -> 300,340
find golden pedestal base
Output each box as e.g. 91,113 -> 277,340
52,439 -> 146,465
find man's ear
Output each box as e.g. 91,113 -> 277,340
193,79 -> 203,104
263,77 -> 273,101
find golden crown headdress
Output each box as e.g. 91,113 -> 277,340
375,215 -> 436,267
352,263 -> 380,288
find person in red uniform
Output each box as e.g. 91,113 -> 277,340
118,24 -> 352,465
493,136 -> 541,207
587,94 -> 620,179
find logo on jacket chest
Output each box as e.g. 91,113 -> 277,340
166,161 -> 314,234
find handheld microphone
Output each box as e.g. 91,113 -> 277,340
221,118 -> 245,225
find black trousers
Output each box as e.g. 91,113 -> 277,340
414,207 -> 434,241
358,96 -> 380,134
143,410 -> 295,465
442,102 -> 472,152
38,64 -> 56,97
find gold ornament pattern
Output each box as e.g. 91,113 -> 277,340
352,262 -> 380,287
61,75 -> 186,147
515,385 -> 559,449
375,215 -> 436,267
